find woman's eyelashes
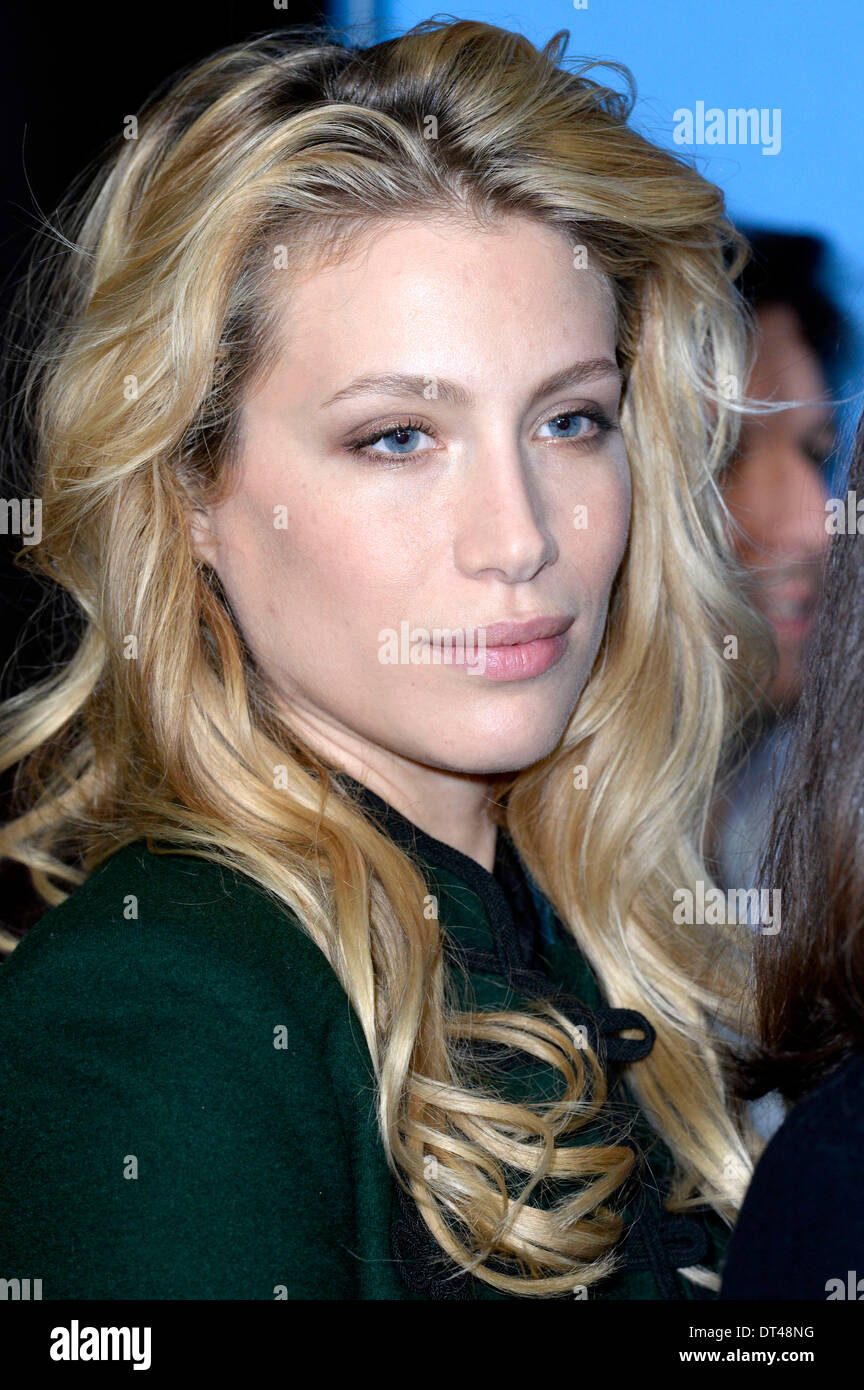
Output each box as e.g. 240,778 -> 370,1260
347,416 -> 437,465
343,405 -> 618,466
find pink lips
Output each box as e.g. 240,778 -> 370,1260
444,614 -> 575,681
474,614 -> 575,647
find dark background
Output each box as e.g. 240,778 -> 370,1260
0,3 -> 326,932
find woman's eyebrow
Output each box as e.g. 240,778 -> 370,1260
319,358 -> 622,411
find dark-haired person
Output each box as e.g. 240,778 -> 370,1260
711,232 -> 848,904
720,403 -> 864,1300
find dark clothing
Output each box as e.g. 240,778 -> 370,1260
0,775 -> 730,1299
344,776 -> 727,1299
720,1050 -> 864,1300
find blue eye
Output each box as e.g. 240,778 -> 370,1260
348,417 -> 437,463
537,411 -> 602,439
370,425 -> 430,455
346,406 -> 615,466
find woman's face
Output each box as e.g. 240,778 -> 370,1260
191,215 -> 631,786
721,303 -> 834,711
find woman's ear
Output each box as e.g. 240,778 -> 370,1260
187,505 -> 218,566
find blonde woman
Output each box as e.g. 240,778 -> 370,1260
0,18 -> 768,1300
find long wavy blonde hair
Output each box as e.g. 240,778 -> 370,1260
0,18 -> 771,1295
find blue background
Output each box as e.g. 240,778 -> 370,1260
328,0 -> 864,443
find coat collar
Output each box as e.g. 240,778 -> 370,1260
329,769 -> 657,1063
330,770 -> 545,977
330,775 -> 651,1081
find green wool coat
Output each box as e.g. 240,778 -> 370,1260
0,783 -> 730,1300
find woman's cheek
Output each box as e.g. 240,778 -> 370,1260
563,465 -> 631,575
